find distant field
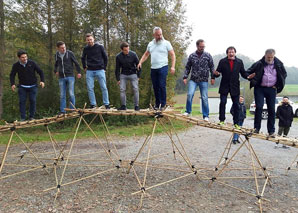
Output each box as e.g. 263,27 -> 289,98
282,84 -> 298,95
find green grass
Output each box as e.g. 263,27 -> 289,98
0,119 -> 189,145
174,104 -> 202,116
281,84 -> 298,95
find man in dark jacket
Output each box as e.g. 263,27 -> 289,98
182,39 -> 215,121
247,49 -> 287,137
214,46 -> 248,129
230,96 -> 246,144
81,33 -> 110,109
54,41 -> 81,114
115,42 -> 141,111
10,50 -> 45,121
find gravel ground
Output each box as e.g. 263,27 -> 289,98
0,114 -> 297,213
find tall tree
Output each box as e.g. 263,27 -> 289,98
0,0 -> 4,119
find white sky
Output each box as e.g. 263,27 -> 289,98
185,0 -> 298,67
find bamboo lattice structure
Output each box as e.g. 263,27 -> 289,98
0,106 -> 297,212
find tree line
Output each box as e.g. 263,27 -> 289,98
0,0 -> 191,121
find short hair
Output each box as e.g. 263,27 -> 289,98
226,46 -> 236,54
85,33 -> 93,38
153,27 -> 162,34
240,95 -> 244,98
120,42 -> 129,50
17,50 -> 27,58
283,96 -> 289,99
56,41 -> 65,48
196,39 -> 204,46
265,49 -> 275,55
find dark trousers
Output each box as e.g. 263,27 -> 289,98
18,86 -> 37,120
151,65 -> 168,108
254,86 -> 276,133
219,93 -> 240,124
278,126 -> 290,136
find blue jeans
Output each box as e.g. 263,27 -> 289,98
86,70 -> 109,106
59,77 -> 75,113
254,86 -> 276,133
186,80 -> 209,118
233,119 -> 244,141
18,86 -> 37,120
151,65 -> 168,108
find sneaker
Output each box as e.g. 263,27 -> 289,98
134,106 -> 140,111
57,112 -> 65,116
29,117 -> 35,121
183,112 -> 190,117
204,117 -> 209,122
268,132 -> 275,138
237,140 -> 240,144
253,129 -> 260,134
20,118 -> 26,122
232,140 -> 237,144
281,145 -> 290,149
218,121 -> 224,125
118,105 -> 126,110
90,105 -> 96,109
234,124 -> 241,130
105,105 -> 110,109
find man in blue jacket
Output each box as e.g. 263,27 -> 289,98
54,41 -> 81,114
10,50 -> 45,121
81,33 -> 110,109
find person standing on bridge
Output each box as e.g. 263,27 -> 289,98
247,49 -> 287,137
81,33 -> 110,109
10,50 -> 45,121
137,27 -> 176,110
213,46 -> 248,129
115,42 -> 141,111
54,41 -> 81,115
182,39 -> 215,121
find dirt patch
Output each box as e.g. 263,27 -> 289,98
0,114 -> 297,212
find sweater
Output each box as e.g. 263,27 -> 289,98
81,43 -> 108,71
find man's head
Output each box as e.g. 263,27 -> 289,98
239,95 -> 244,104
85,33 -> 95,46
120,42 -> 129,55
17,50 -> 28,64
264,49 -> 275,64
196,39 -> 205,53
226,46 -> 236,59
56,41 -> 66,54
153,27 -> 163,42
282,96 -> 289,104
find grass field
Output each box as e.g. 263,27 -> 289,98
281,84 -> 298,95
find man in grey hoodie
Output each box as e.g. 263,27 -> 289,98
54,41 -> 81,114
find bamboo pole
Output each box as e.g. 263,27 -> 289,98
0,131 -> 14,174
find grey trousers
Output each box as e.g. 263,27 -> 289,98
278,126 -> 290,136
120,74 -> 139,106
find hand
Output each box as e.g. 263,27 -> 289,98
170,67 -> 175,75
213,70 -> 220,76
77,73 -> 82,79
11,85 -> 16,91
247,73 -> 256,79
117,81 -> 120,85
211,79 -> 215,85
183,79 -> 187,85
84,68 -> 87,72
55,72 -> 59,78
137,63 -> 142,70
40,82 -> 45,88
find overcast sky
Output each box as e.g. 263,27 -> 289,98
185,0 -> 298,67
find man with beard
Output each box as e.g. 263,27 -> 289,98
137,27 -> 176,110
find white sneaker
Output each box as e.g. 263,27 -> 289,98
204,117 -> 209,121
183,112 -> 190,117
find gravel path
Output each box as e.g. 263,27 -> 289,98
0,114 -> 297,213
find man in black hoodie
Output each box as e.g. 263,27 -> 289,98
54,41 -> 81,114
247,49 -> 287,137
81,33 -> 110,109
10,50 -> 45,121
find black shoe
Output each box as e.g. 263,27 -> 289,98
20,118 -> 26,122
134,106 -> 140,111
253,129 -> 260,134
232,140 -> 237,144
118,105 -> 126,110
237,140 -> 241,144
281,145 -> 290,149
29,117 -> 35,121
90,105 -> 96,109
268,132 -> 275,138
105,105 -> 110,109
57,112 -> 65,116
